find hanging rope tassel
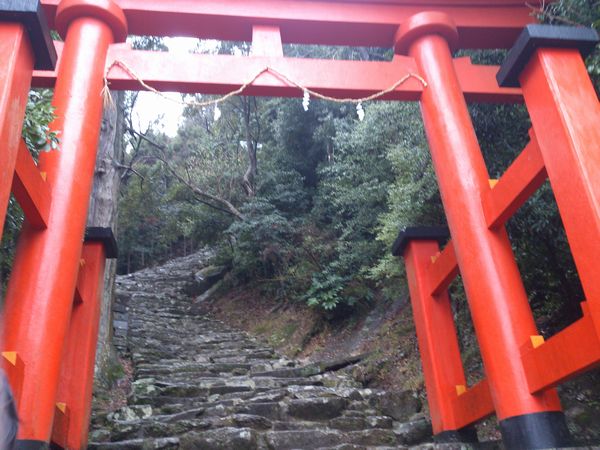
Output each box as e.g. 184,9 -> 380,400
101,77 -> 115,110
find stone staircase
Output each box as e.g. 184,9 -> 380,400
88,251 -> 434,449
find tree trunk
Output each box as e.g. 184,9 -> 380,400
242,97 -> 257,197
87,91 -> 124,382
243,140 -> 257,197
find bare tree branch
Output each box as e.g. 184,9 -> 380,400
127,128 -> 245,220
112,160 -> 145,181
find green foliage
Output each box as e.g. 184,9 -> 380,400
22,90 -> 59,153
298,101 -> 438,309
226,198 -> 298,282
224,162 -> 308,285
371,107 -> 444,283
305,272 -> 347,310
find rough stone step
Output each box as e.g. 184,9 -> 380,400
264,428 -> 399,449
149,381 -> 256,398
134,362 -> 256,376
95,418 -> 208,443
252,354 -> 366,379
88,436 -> 180,449
92,251 -> 434,449
178,427 -> 260,450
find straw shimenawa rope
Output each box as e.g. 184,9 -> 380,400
101,59 -> 427,110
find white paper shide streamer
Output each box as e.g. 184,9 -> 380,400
356,102 -> 365,121
302,89 -> 310,111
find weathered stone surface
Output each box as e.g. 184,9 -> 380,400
287,397 -> 348,420
186,265 -> 228,297
367,415 -> 394,428
107,405 -> 153,422
347,428 -> 398,446
265,429 -> 346,449
131,378 -> 157,398
228,413 -> 272,430
90,250 -> 434,449
329,416 -> 368,431
239,401 -> 284,420
393,413 -> 433,445
195,265 -> 228,287
374,390 -> 422,421
179,427 -> 258,450
88,436 -> 180,449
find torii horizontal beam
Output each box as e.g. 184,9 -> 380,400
32,42 -> 522,103
39,0 -> 538,49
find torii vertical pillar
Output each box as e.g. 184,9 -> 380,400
0,1 -> 56,237
394,12 -> 571,449
51,228 -> 118,450
497,25 -> 600,337
392,227 -> 479,442
1,0 -> 127,447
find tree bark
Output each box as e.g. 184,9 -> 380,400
241,97 -> 258,197
242,141 -> 257,197
88,91 -> 124,381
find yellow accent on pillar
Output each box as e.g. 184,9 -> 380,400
1,351 -> 18,366
530,335 -> 545,348
488,179 -> 499,188
530,335 -> 545,349
56,402 -> 67,413
456,384 -> 467,396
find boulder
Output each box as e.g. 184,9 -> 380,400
287,397 -> 348,420
179,427 -> 258,450
393,413 -> 433,445
186,265 -> 228,296
373,390 -> 421,421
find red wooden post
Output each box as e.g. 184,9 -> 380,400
498,25 -> 600,339
11,139 -> 52,229
0,22 -> 33,238
0,1 -> 55,238
393,228 -> 480,441
52,228 -> 117,449
394,12 -> 571,448
1,0 -> 127,446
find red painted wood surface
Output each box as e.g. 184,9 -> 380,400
52,242 -> 107,450
39,0 -> 538,48
520,47 -> 600,342
427,241 -> 458,297
11,140 -> 52,230
482,131 -> 547,230
397,11 -> 563,421
452,379 -> 494,428
0,24 -> 35,239
32,41 -> 522,103
1,0 -> 127,442
522,303 -> 600,394
403,240 -> 474,433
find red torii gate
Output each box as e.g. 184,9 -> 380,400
0,0 -> 598,448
